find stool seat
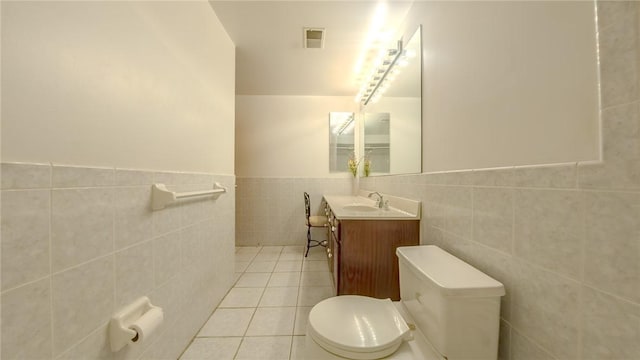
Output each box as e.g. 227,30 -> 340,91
308,215 -> 328,227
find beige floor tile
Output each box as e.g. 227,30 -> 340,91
298,286 -> 334,307
290,336 -> 306,360
259,287 -> 299,307
274,260 -> 302,272
246,261 -> 277,273
179,337 -> 241,360
218,287 -> 264,308
302,260 -> 330,272
235,336 -> 292,360
300,272 -> 333,287
294,307 -> 312,335
268,272 -> 301,287
235,272 -> 271,287
197,308 -> 255,337
259,246 -> 284,254
245,307 -> 296,336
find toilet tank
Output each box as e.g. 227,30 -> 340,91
396,246 -> 505,360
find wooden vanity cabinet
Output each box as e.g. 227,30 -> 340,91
325,205 -> 419,300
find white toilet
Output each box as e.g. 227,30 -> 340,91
305,245 -> 505,360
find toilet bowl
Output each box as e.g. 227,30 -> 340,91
305,295 -> 441,360
305,245 -> 505,360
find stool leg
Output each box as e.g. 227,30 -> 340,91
305,226 -> 311,257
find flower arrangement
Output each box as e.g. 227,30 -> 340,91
348,151 -> 372,177
363,157 -> 371,177
348,152 -> 360,177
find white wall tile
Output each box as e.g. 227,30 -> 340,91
149,274 -> 183,337
600,102 -> 640,163
439,187 -> 472,240
1,279 -> 52,360
55,325 -> 112,360
467,243 -> 514,321
52,165 -> 114,188
597,0 -> 637,29
511,262 -> 580,359
152,202 -> 182,237
115,169 -> 154,186
115,242 -> 154,307
513,163 -> 577,189
513,189 -> 584,279
153,231 -> 181,286
51,188 -> 114,271
1,190 -> 50,290
510,329 -> 555,360
473,187 -> 513,254
472,167 -> 515,187
51,256 -> 115,356
498,320 -> 511,360
1,162 -> 51,189
114,186 -> 153,250
584,191 -> 640,303
598,9 -> 638,108
581,286 -> 640,359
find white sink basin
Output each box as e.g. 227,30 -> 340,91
342,204 -> 379,212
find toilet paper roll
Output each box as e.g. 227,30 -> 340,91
129,307 -> 164,344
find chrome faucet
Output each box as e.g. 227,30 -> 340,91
368,192 -> 384,208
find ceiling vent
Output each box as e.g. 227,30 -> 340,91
304,28 -> 325,49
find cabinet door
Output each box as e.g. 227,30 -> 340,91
332,232 -> 340,293
338,220 -> 419,300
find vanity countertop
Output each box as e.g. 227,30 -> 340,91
324,190 -> 421,220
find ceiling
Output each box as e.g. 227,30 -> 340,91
208,1 -> 414,97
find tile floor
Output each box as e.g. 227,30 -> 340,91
180,244 -> 333,360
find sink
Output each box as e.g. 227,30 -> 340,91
342,204 -> 379,212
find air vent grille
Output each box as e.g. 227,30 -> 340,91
304,28 -> 325,49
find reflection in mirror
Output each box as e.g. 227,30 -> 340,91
364,113 -> 390,173
329,112 -> 355,173
362,26 -> 421,175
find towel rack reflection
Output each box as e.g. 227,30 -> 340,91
151,182 -> 226,210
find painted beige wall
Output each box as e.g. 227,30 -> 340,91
1,1 -> 235,174
236,95 -> 358,177
402,1 -> 600,172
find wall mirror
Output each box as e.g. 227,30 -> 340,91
362,26 -> 422,175
329,112 -> 355,173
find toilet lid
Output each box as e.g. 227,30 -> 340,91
308,295 -> 411,360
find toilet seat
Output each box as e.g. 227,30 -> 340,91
307,295 -> 411,360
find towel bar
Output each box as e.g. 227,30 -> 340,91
151,182 -> 226,210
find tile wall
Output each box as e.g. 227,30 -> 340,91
235,177 -> 352,246
234,2 -> 640,359
1,163 -> 236,360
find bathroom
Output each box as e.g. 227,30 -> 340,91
1,0 -> 638,359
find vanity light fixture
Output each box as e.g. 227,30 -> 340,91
356,39 -> 404,106
336,114 -> 355,135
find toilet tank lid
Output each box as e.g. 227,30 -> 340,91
396,245 -> 505,297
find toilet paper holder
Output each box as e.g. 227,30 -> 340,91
109,296 -> 163,352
